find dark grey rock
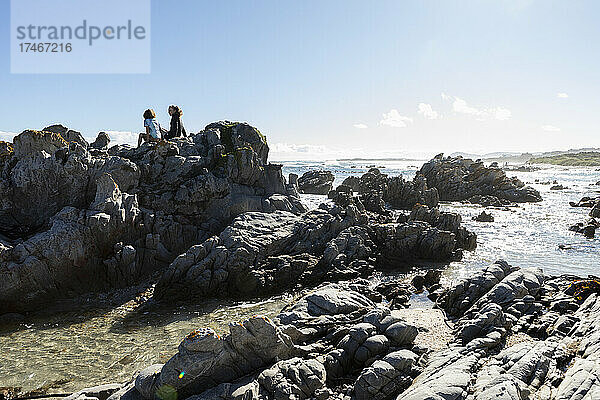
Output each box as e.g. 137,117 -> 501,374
419,155 -> 542,203
473,211 -> 494,222
298,170 -> 334,195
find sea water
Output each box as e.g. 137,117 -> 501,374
282,159 -> 600,278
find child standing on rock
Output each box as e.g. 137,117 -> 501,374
138,108 -> 162,147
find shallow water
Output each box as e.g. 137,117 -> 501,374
0,295 -> 289,393
2,160 -> 599,393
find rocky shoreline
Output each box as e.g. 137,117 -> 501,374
59,262 -> 600,400
1,123 -> 597,399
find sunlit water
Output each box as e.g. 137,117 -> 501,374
0,296 -> 290,393
282,159 -> 600,278
1,159 -> 599,393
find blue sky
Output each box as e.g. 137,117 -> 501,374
1,0 -> 599,159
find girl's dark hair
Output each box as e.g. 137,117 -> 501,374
169,105 -> 183,116
143,109 -> 156,119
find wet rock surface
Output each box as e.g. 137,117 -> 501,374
570,196 -> 600,237
473,211 -> 494,222
419,154 -> 542,203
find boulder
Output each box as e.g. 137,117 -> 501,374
91,132 -> 111,150
569,219 -> 600,238
570,196 -> 597,208
205,121 -> 269,164
298,170 -> 334,195
134,316 -> 293,400
341,168 -> 439,210
43,124 -> 89,148
354,350 -> 417,400
419,155 -> 542,203
473,211 -> 494,222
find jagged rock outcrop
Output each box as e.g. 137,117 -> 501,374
473,211 -> 494,222
398,263 -> 600,400
154,198 -> 476,303
340,168 -> 439,211
110,281 -> 426,400
298,170 -> 335,195
569,196 -> 600,237
419,154 -> 542,203
0,121 -> 305,313
404,204 -> 477,252
569,218 -> 599,238
70,262 -> 600,400
186,357 -> 328,400
134,316 -> 294,400
90,132 -> 111,150
0,174 -> 145,312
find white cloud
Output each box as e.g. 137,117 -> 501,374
541,125 -> 561,132
417,103 -> 439,120
271,142 -> 329,154
0,131 -> 18,142
270,142 -> 345,161
557,92 -> 569,98
379,109 -> 413,128
353,123 -> 368,129
101,130 -> 138,146
494,107 -> 512,121
442,94 -> 512,121
452,97 -> 481,116
441,92 -> 452,101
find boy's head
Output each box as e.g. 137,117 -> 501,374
143,109 -> 156,119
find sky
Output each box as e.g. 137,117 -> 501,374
1,0 -> 599,160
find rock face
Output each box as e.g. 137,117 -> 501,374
398,262 -> 600,400
419,154 -> 542,203
106,263 -> 600,400
569,218 -> 599,238
297,170 -> 335,195
473,211 -> 494,222
134,316 -> 294,399
0,122 -> 305,313
339,168 -> 439,211
154,195 -> 476,303
568,197 -> 600,237
112,281 -> 425,400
